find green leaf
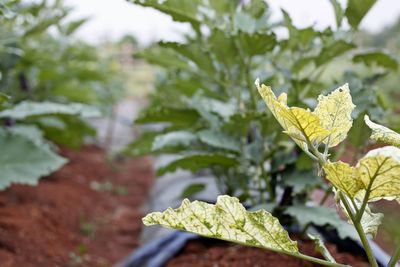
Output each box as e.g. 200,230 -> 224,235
365,115 -> 400,148
36,116 -> 96,149
285,205 -> 358,240
198,129 -> 240,152
152,131 -> 198,151
353,51 -> 398,70
329,0 -> 344,28
237,31 -> 277,56
345,0 -> 377,29
143,195 -> 299,254
64,18 -> 88,36
324,146 -> 400,202
0,130 -> 67,190
347,113 -> 371,149
313,84 -> 355,147
8,125 -> 47,147
308,234 -> 336,263
135,107 -> 199,127
123,131 -> 159,157
0,101 -> 100,120
131,0 -> 202,27
0,93 -> 10,106
160,42 -> 215,75
180,183 -> 206,199
316,40 -> 355,66
209,29 -> 238,67
136,46 -> 190,70
156,154 -> 238,176
282,170 -> 320,194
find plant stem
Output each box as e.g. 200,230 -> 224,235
388,242 -> 400,267
338,192 -> 379,267
302,138 -> 379,267
291,252 -> 350,267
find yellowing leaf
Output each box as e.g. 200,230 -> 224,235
365,115 -> 400,148
324,146 -> 400,202
359,146 -> 400,201
313,84 -> 355,147
323,161 -> 361,197
143,195 -> 299,254
256,81 -> 330,150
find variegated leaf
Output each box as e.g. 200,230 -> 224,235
324,146 -> 400,202
143,195 -> 299,254
365,115 -> 400,148
256,81 -> 329,150
323,161 -> 361,198
313,84 -> 355,147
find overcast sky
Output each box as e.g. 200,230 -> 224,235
64,0 -> 400,45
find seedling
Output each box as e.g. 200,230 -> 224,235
143,83 -> 400,267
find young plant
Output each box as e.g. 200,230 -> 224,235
143,83 -> 400,267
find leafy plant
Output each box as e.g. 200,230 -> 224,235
144,83 -> 400,267
126,0 -> 396,221
0,0 -> 125,189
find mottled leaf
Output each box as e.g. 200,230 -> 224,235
365,115 -> 400,148
143,195 -> 299,254
324,146 -> 400,202
256,81 -> 329,151
313,84 -> 355,147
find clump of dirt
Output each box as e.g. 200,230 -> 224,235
167,238 -> 369,267
0,146 -> 153,267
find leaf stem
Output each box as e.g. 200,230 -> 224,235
338,192 -> 379,267
290,252 -> 350,267
388,241 -> 400,267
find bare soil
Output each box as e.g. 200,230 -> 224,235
0,146 -> 153,267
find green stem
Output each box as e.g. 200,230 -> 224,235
291,252 -> 350,267
339,192 -> 379,267
388,242 -> 400,267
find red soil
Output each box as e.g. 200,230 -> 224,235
0,146 -> 153,267
167,238 -> 370,267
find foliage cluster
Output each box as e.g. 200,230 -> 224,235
0,0 -> 124,189
127,0 -> 397,227
144,83 -> 400,267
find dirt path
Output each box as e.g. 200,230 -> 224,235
0,146 -> 153,267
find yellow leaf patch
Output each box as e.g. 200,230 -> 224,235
313,84 -> 355,147
324,146 -> 400,202
365,115 -> 400,148
143,195 -> 299,254
256,81 -> 355,150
